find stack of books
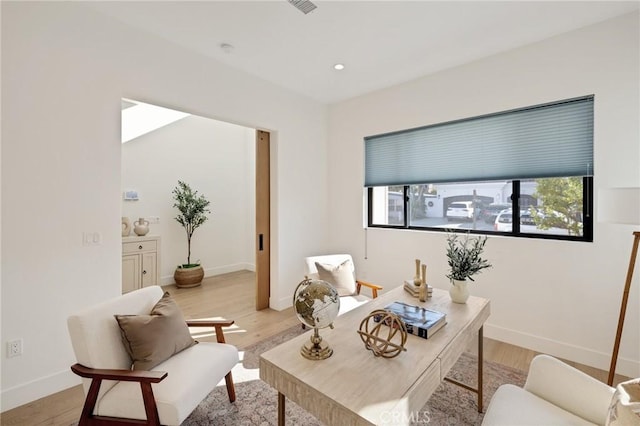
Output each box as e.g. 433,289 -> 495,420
403,280 -> 433,299
375,301 -> 446,339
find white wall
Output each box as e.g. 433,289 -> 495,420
2,1 -> 638,413
328,12 -> 640,378
1,2 -> 328,410
121,114 -> 256,282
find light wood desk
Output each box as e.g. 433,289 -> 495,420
260,286 -> 490,425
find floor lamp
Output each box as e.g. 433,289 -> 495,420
599,187 -> 640,386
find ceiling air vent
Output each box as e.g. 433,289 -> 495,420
288,0 -> 317,15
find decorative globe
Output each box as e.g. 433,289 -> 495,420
293,278 -> 340,329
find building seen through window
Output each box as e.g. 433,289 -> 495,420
369,177 -> 589,240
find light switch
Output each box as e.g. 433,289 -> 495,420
83,232 -> 102,246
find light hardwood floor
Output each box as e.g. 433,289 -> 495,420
1,270 -> 627,425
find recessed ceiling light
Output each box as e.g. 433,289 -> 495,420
333,63 -> 345,71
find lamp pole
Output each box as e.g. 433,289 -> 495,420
607,231 -> 640,386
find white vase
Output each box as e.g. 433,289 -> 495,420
133,218 -> 149,236
449,279 -> 469,304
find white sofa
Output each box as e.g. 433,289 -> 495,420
483,354 -> 616,426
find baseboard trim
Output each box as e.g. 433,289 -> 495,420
1,369 -> 80,413
160,262 -> 255,285
484,323 -> 640,378
270,295 -> 291,311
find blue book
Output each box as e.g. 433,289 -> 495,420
375,301 -> 446,339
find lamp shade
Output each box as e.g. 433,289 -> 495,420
598,188 -> 640,225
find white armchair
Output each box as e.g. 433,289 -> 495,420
67,286 -> 239,426
483,354 -> 616,426
304,254 -> 382,316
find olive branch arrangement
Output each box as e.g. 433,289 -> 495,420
445,232 -> 492,282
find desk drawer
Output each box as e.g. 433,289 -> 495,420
404,358 -> 441,418
123,240 -> 157,254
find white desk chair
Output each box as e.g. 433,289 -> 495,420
304,254 -> 382,316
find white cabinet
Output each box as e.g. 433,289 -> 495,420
122,235 -> 160,293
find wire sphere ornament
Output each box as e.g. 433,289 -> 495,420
357,309 -> 408,358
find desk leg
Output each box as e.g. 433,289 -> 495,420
443,325 -> 485,413
478,326 -> 484,413
278,392 -> 285,426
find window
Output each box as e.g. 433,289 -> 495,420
365,96 -> 594,241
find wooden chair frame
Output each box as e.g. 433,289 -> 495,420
355,279 -> 382,299
71,320 -> 236,426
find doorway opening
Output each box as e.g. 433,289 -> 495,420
120,98 -> 270,309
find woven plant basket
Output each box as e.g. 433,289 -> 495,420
174,265 -> 204,288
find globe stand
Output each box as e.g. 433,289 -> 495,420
301,327 -> 333,360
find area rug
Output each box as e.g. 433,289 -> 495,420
182,326 -> 527,425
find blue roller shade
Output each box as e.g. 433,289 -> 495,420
364,96 -> 594,187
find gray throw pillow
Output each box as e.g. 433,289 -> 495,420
115,291 -> 197,370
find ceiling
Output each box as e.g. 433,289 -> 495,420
87,1 -> 639,104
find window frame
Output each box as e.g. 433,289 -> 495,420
367,177 -> 593,242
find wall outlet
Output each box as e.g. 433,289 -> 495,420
7,339 -> 23,358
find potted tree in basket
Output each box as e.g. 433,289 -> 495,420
445,232 -> 492,303
172,181 -> 211,288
